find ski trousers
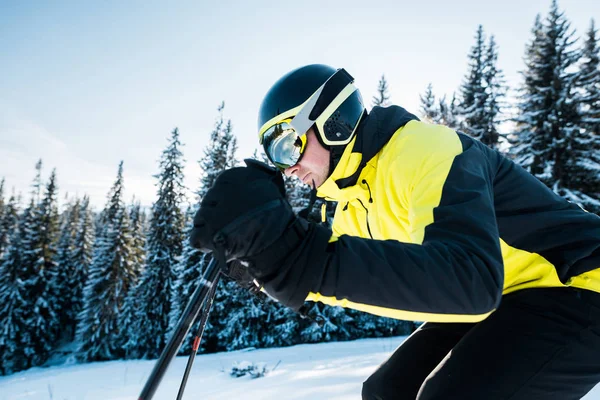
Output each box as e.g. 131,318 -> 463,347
361,287 -> 600,400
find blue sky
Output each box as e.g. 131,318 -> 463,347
1,0 -> 598,209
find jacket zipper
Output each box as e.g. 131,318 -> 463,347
356,198 -> 374,239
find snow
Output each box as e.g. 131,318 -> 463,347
1,336 -> 600,400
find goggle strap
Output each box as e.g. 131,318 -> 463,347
309,69 -> 354,121
290,68 -> 354,136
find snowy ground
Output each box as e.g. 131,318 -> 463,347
2,336 -> 600,400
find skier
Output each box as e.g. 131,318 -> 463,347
190,64 -> 600,399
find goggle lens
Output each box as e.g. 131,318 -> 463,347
262,122 -> 305,170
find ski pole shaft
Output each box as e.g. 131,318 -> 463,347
139,257 -> 221,400
176,274 -> 219,400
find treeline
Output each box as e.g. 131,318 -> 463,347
0,104 -> 411,376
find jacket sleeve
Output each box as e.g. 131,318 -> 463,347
312,127 -> 504,316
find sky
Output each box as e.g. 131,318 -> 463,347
1,0 -> 599,210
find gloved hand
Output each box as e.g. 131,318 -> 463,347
190,159 -> 292,261
189,159 -> 332,311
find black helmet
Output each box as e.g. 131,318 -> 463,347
257,64 -> 366,170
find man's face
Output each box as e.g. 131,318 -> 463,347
284,127 -> 330,188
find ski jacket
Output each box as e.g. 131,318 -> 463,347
303,105 -> 600,323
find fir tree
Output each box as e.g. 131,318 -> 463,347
0,178 -> 5,233
76,161 -> 136,361
28,169 -> 60,363
131,128 -> 186,359
577,19 -> 600,137
0,209 -> 32,374
438,93 -> 459,129
119,200 -> 147,359
419,83 -> 439,123
458,25 -> 489,142
32,159 -> 43,203
0,165 -> 61,373
198,102 -> 233,199
0,189 -> 19,259
372,74 -> 391,108
51,197 -> 81,342
512,2 -> 590,207
557,18 -> 600,210
481,34 -> 506,148
68,196 -> 95,341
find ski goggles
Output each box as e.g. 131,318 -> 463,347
261,120 -> 308,170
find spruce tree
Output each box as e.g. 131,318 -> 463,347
481,34 -> 506,148
512,2 -> 588,206
0,165 -> 62,373
119,201 -> 146,359
29,169 -> 60,364
68,196 -> 94,341
76,162 -> 136,361
558,18 -> 600,210
372,74 -> 391,108
32,159 -> 43,203
0,190 -> 19,259
458,25 -> 488,142
131,128 -> 186,359
0,178 -> 5,235
198,102 -> 232,199
438,93 -> 459,129
577,19 -> 600,137
0,209 -> 31,374
419,83 -> 439,123
51,197 -> 81,342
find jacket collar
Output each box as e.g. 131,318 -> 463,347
317,105 -> 419,201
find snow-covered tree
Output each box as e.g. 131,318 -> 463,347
50,197 -> 81,342
511,2 -> 595,209
131,128 -> 186,359
556,19 -> 600,210
118,200 -> 147,359
0,179 -> 5,233
419,83 -> 439,123
28,169 -> 61,362
372,74 -> 391,108
32,159 -> 43,203
438,93 -> 459,129
577,19 -> 600,137
198,102 -> 235,199
0,189 -> 19,259
481,34 -> 506,148
0,208 -> 32,374
76,161 -> 136,361
67,196 -> 95,341
0,165 -> 61,373
458,25 -> 489,142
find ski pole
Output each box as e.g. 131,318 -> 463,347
138,257 -> 221,400
176,273 -> 219,400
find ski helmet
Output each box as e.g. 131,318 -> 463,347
258,64 -> 366,171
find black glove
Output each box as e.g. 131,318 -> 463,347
190,159 -> 332,310
190,159 -> 292,260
